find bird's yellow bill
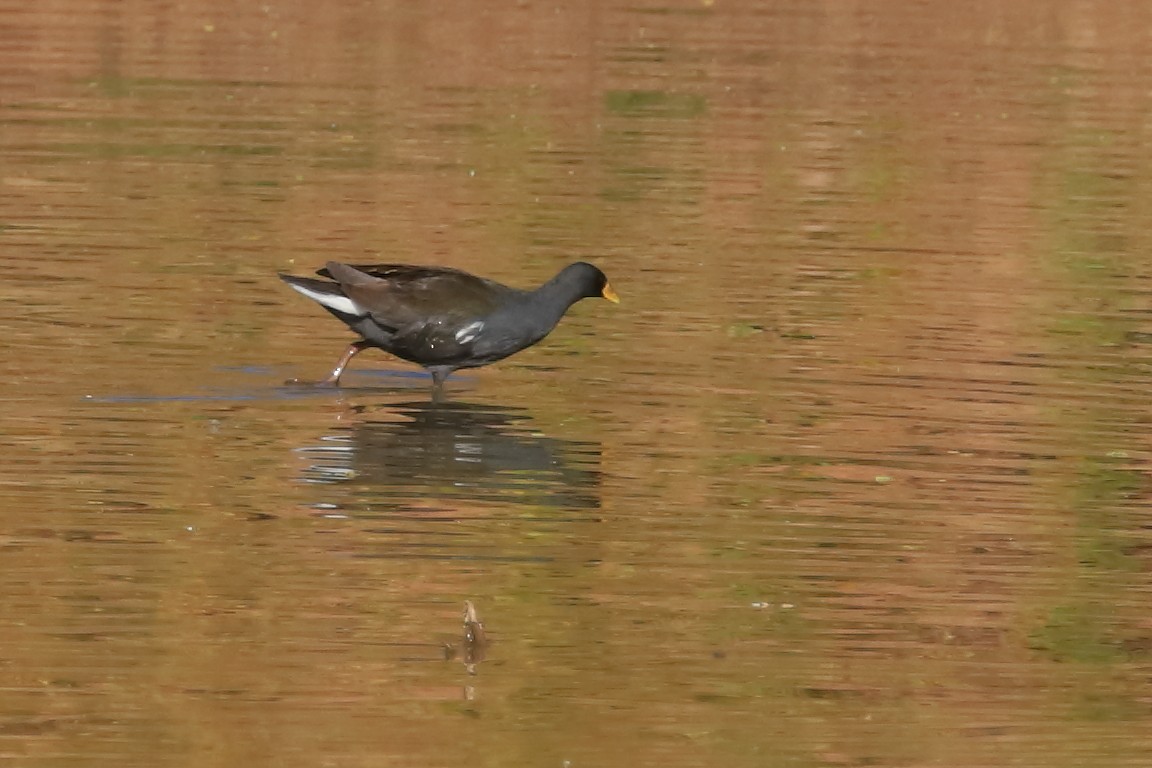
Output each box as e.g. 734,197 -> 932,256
602,283 -> 620,303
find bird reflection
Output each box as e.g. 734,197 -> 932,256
298,400 -> 602,510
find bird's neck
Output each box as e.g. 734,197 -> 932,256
523,273 -> 584,329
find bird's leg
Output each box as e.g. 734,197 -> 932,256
322,340 -> 372,385
429,368 -> 449,402
287,340 -> 371,387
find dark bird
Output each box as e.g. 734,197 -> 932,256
279,261 -> 618,390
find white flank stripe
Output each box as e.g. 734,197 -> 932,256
455,320 -> 484,344
288,283 -> 365,317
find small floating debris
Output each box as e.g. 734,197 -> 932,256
444,600 -> 488,674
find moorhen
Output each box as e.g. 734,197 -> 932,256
279,261 -> 618,389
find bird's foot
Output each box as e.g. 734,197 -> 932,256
284,376 -> 341,388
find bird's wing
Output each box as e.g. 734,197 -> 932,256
324,262 -> 511,331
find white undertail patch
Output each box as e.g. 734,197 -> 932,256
288,283 -> 365,317
455,321 -> 485,344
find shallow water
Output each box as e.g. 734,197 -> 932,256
3,1 -> 1152,765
